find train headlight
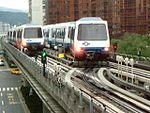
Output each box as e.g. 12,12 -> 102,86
75,46 -> 82,52
22,40 -> 27,47
104,47 -> 109,51
40,42 -> 44,45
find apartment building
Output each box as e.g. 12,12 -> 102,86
0,22 -> 10,34
28,0 -> 44,25
42,0 -> 150,37
121,0 -> 150,34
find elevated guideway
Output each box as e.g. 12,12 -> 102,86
1,40 -> 122,113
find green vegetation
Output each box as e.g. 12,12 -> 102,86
111,33 -> 150,57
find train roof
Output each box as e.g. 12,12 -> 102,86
15,24 -> 42,29
78,17 -> 104,21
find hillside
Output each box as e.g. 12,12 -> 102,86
0,7 -> 29,26
0,7 -> 25,12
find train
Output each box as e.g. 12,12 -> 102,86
7,24 -> 44,55
43,17 -> 110,61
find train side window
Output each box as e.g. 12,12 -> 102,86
19,30 -> 22,38
68,27 -> 74,39
17,30 -> 19,38
52,29 -> 56,38
38,28 -> 42,37
17,30 -> 21,39
10,31 -> 12,37
13,31 -> 16,41
43,29 -> 49,38
71,28 -> 75,39
55,29 -> 60,38
20,30 -> 22,38
61,28 -> 65,39
7,32 -> 9,37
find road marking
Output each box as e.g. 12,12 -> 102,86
1,92 -> 3,97
11,87 -> 14,91
15,87 -> 18,91
2,88 -> 5,91
2,100 -> 4,105
7,87 -> 10,91
0,87 -> 20,92
3,111 -> 6,113
0,69 -> 10,72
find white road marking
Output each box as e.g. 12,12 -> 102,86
0,87 -> 20,92
0,69 -> 10,72
2,88 -> 5,91
7,87 -> 10,91
11,87 -> 14,91
2,100 -> 4,105
1,92 -> 3,97
15,87 -> 18,91
3,111 -> 6,113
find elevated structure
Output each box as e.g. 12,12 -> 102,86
2,39 -> 122,113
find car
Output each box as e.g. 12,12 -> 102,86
10,68 -> 22,75
0,60 -> 4,66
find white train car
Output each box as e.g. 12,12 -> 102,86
8,24 -> 44,55
43,22 -> 75,50
72,17 -> 110,60
43,17 -> 110,61
42,24 -> 54,48
7,28 -> 16,46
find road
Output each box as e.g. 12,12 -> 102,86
0,61 -> 28,113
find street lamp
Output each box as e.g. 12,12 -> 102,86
125,57 -> 129,73
129,58 -> 134,84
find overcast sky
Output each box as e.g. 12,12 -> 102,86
0,0 -> 29,11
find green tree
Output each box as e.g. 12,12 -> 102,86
112,33 -> 150,57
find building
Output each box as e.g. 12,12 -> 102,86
0,22 -> 10,35
46,0 -> 75,24
28,0 -> 44,25
42,0 -> 150,37
121,0 -> 150,34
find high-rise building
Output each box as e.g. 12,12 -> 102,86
121,0 -> 150,34
28,0 -> 44,25
42,0 -> 150,37
0,22 -> 10,34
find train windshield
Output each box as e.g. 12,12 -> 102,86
24,27 -> 42,38
77,24 -> 107,41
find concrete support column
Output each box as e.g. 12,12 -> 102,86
43,103 -> 50,113
22,77 -> 29,87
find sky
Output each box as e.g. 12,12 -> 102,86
0,0 -> 29,11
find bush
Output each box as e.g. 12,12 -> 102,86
112,33 -> 150,57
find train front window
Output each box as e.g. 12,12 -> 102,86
24,28 -> 42,38
77,24 -> 107,41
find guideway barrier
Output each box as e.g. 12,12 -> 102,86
112,55 -> 150,95
1,40 -> 124,113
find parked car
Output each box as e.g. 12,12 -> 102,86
10,68 -> 22,75
0,59 -> 4,66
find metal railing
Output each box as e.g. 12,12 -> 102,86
2,40 -> 125,113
